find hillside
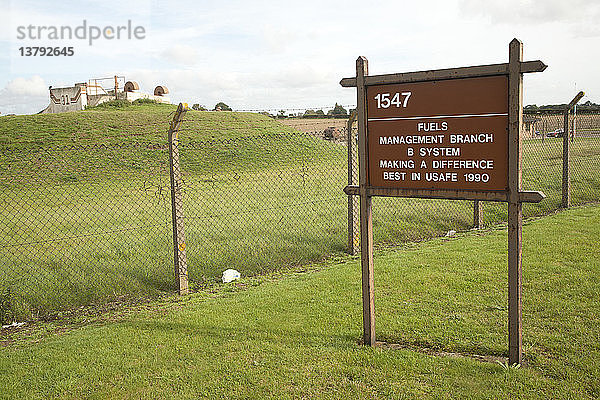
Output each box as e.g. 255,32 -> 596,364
0,103 -> 350,322
0,103 -> 300,147
0,103 -> 343,179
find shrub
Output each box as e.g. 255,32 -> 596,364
132,98 -> 158,105
213,102 -> 232,111
87,99 -> 131,109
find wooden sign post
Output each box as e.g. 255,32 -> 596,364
341,39 -> 546,365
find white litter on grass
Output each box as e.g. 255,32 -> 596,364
1,321 -> 26,329
222,269 -> 241,283
445,230 -> 457,237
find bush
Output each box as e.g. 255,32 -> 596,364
132,98 -> 158,105
87,99 -> 131,109
213,102 -> 232,111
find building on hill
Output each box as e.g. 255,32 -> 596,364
41,75 -> 171,113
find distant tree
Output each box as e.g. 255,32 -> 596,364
524,104 -> 539,113
192,104 -> 207,111
302,109 -> 326,118
538,104 -> 566,112
213,102 -> 232,111
578,100 -> 600,111
302,109 -> 316,118
328,103 -> 348,117
277,110 -> 287,118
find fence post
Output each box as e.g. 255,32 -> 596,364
347,111 -> 359,254
507,38 -> 524,365
572,108 -> 576,143
168,103 -> 190,295
562,91 -> 585,208
473,200 -> 482,229
562,111 -> 570,208
355,56 -> 376,346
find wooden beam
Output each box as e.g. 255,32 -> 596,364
343,186 -> 544,204
507,38 -> 524,366
520,60 -> 548,74
344,186 -> 506,201
356,56 -> 376,347
340,60 -> 547,87
519,191 -> 545,203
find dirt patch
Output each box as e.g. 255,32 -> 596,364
375,340 -> 510,365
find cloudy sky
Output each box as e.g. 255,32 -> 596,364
0,0 -> 598,114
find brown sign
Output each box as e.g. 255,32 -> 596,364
367,75 -> 508,191
341,43 -> 547,364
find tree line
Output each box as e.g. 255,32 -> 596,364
192,100 -> 600,116
190,102 -> 352,118
525,100 -> 600,113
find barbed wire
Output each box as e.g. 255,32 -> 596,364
229,105 -> 356,113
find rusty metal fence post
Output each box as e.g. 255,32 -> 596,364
562,91 -> 585,208
168,103 -> 190,295
473,200 -> 482,229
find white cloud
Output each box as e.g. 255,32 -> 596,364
2,0 -> 600,114
0,75 -> 49,114
4,75 -> 47,96
160,44 -> 199,65
261,25 -> 297,53
459,0 -> 600,24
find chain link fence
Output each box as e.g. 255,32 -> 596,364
479,111 -> 600,225
0,140 -> 174,322
1,109 -> 599,323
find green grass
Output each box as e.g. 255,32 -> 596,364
0,102 -> 298,148
1,205 -> 599,399
1,105 -> 600,321
479,136 -> 600,222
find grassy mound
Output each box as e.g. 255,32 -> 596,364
0,104 -> 349,321
0,103 -> 299,147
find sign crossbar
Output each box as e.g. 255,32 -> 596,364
368,112 -> 508,122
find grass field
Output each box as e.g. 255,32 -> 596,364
280,117 -> 349,134
1,105 -> 600,322
1,204 -> 599,399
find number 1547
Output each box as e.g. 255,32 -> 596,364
374,92 -> 412,109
